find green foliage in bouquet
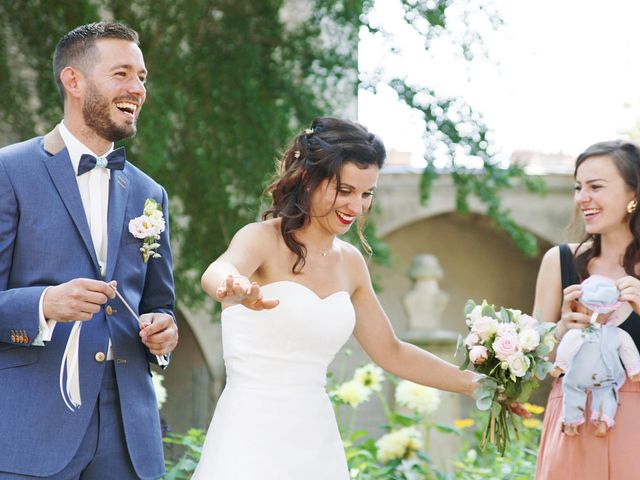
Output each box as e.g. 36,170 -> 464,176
456,300 -> 555,455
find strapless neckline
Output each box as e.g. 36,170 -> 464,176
223,280 -> 350,314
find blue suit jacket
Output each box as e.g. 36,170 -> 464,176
0,127 -> 175,478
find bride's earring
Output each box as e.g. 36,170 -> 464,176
627,199 -> 638,214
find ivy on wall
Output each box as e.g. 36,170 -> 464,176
0,0 -> 543,310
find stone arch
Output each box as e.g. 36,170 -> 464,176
370,210 -> 554,336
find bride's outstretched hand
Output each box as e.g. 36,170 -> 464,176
216,275 -> 279,310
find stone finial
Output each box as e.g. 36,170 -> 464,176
403,254 -> 449,331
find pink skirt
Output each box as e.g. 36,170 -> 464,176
536,378 -> 640,480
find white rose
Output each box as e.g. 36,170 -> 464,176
464,332 -> 480,348
518,327 -> 540,352
471,316 -> 498,341
518,313 -> 538,329
469,345 -> 489,365
492,333 -> 521,361
395,380 -> 441,414
496,322 -> 517,337
507,352 -> 530,378
148,209 -> 166,232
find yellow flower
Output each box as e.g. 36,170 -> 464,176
395,380 -> 441,414
375,427 -> 423,463
353,363 -> 384,392
523,402 -> 545,415
523,418 -> 542,429
454,418 -> 475,429
332,380 -> 371,408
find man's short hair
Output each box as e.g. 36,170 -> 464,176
53,21 -> 139,99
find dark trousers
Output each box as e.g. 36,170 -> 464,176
0,362 -> 140,480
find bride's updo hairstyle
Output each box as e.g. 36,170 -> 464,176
572,140 -> 640,280
264,117 -> 386,273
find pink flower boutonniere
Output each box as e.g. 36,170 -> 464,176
128,198 -> 166,262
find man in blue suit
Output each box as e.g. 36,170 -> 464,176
0,22 -> 178,479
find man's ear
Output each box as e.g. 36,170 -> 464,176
59,66 -> 84,99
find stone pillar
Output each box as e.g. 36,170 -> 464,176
400,254 -> 464,471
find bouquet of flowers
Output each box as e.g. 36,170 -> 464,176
457,300 -> 556,454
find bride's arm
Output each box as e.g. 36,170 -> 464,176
348,249 -> 478,398
201,222 -> 279,310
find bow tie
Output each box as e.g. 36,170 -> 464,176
77,147 -> 126,176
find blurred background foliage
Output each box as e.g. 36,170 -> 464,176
0,0 -> 543,309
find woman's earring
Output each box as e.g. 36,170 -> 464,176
627,199 -> 638,214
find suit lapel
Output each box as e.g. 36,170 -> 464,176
106,169 -> 130,281
42,127 -> 101,277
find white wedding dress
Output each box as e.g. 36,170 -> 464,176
192,281 -> 355,480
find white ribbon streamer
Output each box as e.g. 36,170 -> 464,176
58,286 -> 169,411
59,321 -> 83,411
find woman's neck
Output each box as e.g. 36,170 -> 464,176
599,228 -> 633,263
589,229 -> 634,278
295,224 -> 336,254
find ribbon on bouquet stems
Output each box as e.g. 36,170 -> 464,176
59,282 -> 167,412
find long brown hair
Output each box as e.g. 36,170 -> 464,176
263,117 -> 386,273
572,140 -> 640,279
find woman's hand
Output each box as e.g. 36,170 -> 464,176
215,275 -> 279,310
555,284 -> 591,340
617,276 -> 640,315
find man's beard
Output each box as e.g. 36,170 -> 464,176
82,82 -> 137,142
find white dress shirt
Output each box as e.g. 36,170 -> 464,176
39,122 -> 168,371
37,121 -> 112,350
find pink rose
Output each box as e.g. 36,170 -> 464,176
492,333 -> 521,361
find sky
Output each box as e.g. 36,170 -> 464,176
358,0 -> 640,166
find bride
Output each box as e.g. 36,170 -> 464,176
194,117 -> 479,479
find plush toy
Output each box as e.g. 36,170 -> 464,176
551,275 -> 640,436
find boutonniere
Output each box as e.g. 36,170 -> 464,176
128,198 -> 166,262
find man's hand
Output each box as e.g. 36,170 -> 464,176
139,313 -> 178,356
43,278 -> 115,322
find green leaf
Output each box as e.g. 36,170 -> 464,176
535,360 -> 554,380
464,299 -> 477,316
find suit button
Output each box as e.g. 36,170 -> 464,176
105,305 -> 113,315
95,352 -> 106,363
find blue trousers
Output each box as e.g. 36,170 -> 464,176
0,362 -> 141,479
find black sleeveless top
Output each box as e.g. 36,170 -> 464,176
559,243 -> 640,352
